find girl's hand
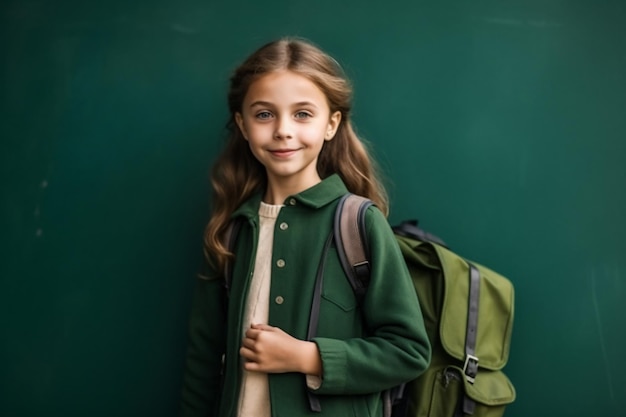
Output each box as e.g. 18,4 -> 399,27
240,324 -> 321,375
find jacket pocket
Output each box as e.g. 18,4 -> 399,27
315,249 -> 361,339
320,247 -> 358,312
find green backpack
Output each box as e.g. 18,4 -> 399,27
332,194 -> 516,417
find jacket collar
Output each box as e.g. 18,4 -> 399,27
231,174 -> 348,219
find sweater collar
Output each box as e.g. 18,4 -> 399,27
232,174 -> 348,219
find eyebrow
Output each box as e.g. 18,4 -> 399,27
248,101 -> 319,109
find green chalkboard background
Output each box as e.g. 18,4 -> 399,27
1,0 -> 625,416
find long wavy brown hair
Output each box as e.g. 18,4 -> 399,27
204,37 -> 389,272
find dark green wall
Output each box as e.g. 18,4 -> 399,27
1,1 -> 625,416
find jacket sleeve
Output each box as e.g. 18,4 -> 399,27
179,273 -> 227,417
311,206 -> 431,395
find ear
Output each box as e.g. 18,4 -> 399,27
235,112 -> 248,141
325,111 -> 342,141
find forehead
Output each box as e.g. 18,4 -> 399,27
244,70 -> 328,107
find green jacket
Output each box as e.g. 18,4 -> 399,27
180,174 -> 431,417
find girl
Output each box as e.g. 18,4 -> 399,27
180,38 -> 431,417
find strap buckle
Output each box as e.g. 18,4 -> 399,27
353,261 -> 370,277
462,354 -> 479,384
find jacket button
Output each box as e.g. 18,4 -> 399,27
288,198 -> 296,206
275,296 -> 284,305
276,259 -> 286,268
279,222 -> 288,230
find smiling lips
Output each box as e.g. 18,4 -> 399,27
269,148 -> 298,158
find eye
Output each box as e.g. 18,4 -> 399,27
294,111 -> 312,119
255,111 -> 273,120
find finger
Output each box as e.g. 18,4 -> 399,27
243,360 -> 262,372
239,346 -> 257,361
250,323 -> 274,331
241,337 -> 256,350
244,327 -> 262,339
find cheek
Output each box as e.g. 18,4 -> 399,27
302,123 -> 329,141
244,123 -> 271,140
245,139 -> 265,163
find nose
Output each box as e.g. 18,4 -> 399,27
274,116 -> 293,140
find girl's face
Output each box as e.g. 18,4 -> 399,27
235,70 -> 341,198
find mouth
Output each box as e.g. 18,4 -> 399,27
269,148 -> 298,158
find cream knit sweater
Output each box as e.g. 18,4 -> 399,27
237,202 -> 282,417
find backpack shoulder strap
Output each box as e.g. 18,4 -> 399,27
332,194 -> 403,417
333,193 -> 374,303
